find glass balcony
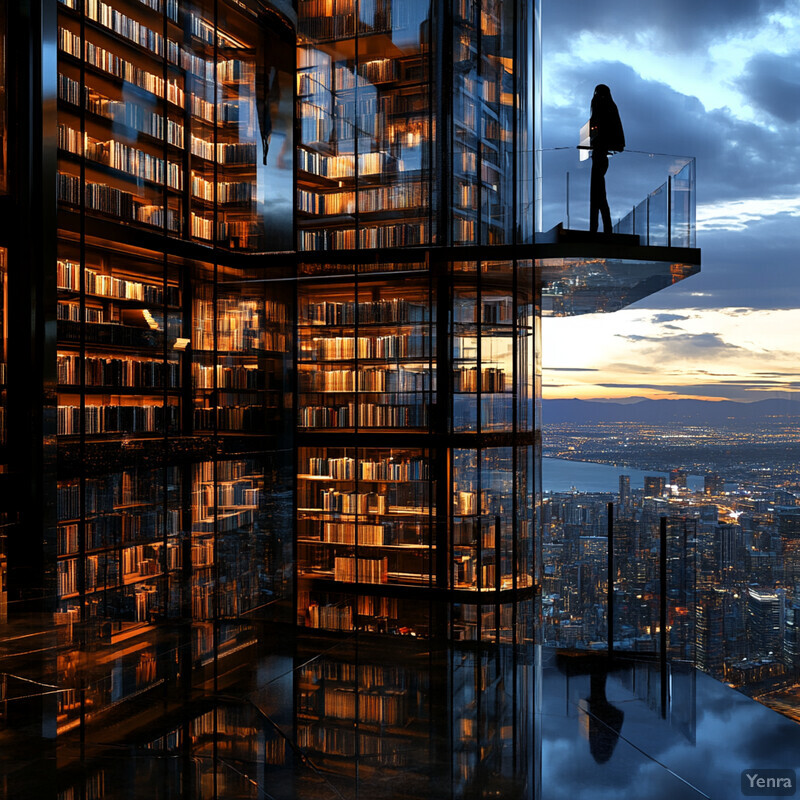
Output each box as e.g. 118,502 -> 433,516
537,148 -> 696,248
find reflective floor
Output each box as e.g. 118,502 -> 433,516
3,629 -> 800,799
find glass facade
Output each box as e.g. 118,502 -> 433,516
0,0 -> 713,797
294,253 -> 538,639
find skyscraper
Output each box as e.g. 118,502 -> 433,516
618,473 -> 630,517
645,475 -> 666,497
0,0 -> 707,795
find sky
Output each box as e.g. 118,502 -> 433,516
540,0 -> 800,402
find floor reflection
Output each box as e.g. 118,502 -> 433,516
3,626 -> 800,799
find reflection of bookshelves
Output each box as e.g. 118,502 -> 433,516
295,652 -> 431,791
191,290 -> 287,434
57,0 -> 265,248
55,468 -> 181,639
190,459 -> 264,626
297,0 -> 431,251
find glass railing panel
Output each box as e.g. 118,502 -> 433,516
536,148 -> 695,248
670,160 -> 696,248
646,180 -> 668,246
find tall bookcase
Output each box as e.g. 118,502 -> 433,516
294,0 -> 537,640
296,0 -> 434,251
294,256 -> 536,640
51,0 -> 295,737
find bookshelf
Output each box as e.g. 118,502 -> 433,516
57,0 -> 270,249
191,268 -> 288,435
450,0 -> 514,246
297,445 -> 434,619
452,275 -> 514,433
297,279 -> 432,432
296,0 -> 433,250
56,240 -> 182,439
190,458 -> 266,627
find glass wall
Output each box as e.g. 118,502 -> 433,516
51,0 -> 295,747
297,0 -> 534,249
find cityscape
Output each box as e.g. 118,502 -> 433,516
542,399 -> 800,722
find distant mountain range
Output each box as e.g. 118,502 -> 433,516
542,398 -> 800,425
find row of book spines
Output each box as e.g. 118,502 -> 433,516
299,404 -> 428,429
58,302 -> 104,323
298,655 -> 411,688
305,602 -> 353,631
193,298 -> 288,325
321,492 -> 387,515
191,174 -> 257,203
322,686 -> 402,724
58,353 -> 179,387
59,124 -> 183,188
58,260 -> 181,305
193,405 -> 278,429
300,299 -> 428,326
453,367 -> 507,393
191,136 -> 258,164
192,332 -> 288,352
60,75 -> 185,147
57,403 -> 178,435
192,364 -> 266,390
300,333 -> 429,360
191,214 -> 260,244
298,222 -> 429,251
320,522 -> 384,545
192,480 -> 259,508
296,728 -> 408,764
57,513 -> 180,554
58,172 -> 182,231
306,457 -> 429,482
299,90 -> 428,124
297,184 -> 428,216
60,14 -> 251,85
297,149 -> 395,179
300,368 -> 431,393
298,57 -> 405,89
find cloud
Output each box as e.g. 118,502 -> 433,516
542,367 -> 600,372
615,331 -> 742,352
543,0 -> 793,52
741,51 -> 800,122
650,313 -> 689,323
594,382 -> 800,400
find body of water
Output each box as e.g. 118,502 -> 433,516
543,457 -> 704,494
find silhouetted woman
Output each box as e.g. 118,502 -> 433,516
589,84 -> 625,233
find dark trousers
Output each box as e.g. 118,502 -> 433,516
590,151 -> 612,233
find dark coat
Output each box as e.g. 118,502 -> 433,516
590,98 -> 625,152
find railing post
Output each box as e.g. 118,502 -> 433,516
646,196 -> 650,246
607,502 -> 614,659
667,174 -> 672,247
566,171 -> 570,229
660,516 -> 668,718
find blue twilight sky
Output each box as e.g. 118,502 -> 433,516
540,0 -> 800,402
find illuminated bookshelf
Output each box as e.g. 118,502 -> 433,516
56,0 -> 269,249
296,0 -> 433,251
